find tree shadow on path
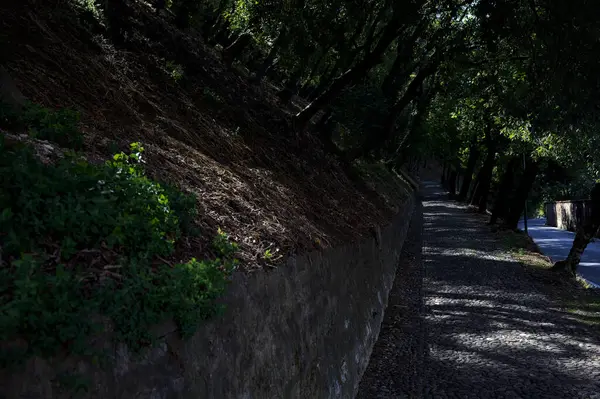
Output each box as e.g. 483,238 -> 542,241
421,182 -> 600,399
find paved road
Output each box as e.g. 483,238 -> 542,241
421,182 -> 600,398
519,218 -> 600,286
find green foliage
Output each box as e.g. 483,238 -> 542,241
72,0 -> 104,22
0,101 -> 83,149
263,249 -> 273,260
0,255 -> 93,362
213,227 -> 239,259
166,60 -> 184,82
0,127 -> 234,364
1,141 -> 186,261
224,0 -> 251,32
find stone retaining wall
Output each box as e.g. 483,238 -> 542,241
2,195 -> 415,399
545,200 -> 597,235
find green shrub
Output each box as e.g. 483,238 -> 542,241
166,60 -> 184,82
0,101 -> 83,149
0,136 -> 235,364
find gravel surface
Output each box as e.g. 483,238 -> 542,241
358,182 -> 600,398
422,182 -> 600,399
357,198 -> 425,399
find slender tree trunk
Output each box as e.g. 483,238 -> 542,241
381,20 -> 426,98
441,162 -> 447,184
457,143 -> 479,201
299,45 -> 332,94
503,160 -> 539,230
387,82 -> 434,166
489,157 -> 519,225
552,183 -> 600,276
445,165 -> 453,189
552,225 -> 599,276
468,119 -> 495,212
211,22 -> 231,46
307,66 -> 334,100
455,169 -> 462,194
222,32 -> 253,67
470,160 -> 493,209
203,0 -> 229,40
448,168 -> 458,197
314,109 -> 343,156
252,29 -> 287,83
305,25 -> 364,100
277,67 -> 304,105
476,147 -> 498,213
475,161 -> 494,213
468,179 -> 478,201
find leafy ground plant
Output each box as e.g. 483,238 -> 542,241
0,101 -> 83,149
0,110 -> 236,365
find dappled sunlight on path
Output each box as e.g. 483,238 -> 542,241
422,182 -> 600,399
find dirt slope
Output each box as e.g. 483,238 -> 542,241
1,0 -> 409,270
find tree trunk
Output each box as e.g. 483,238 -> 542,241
470,162 -> 492,209
277,64 -> 306,104
468,119 -> 495,212
347,62 -> 438,161
441,162 -> 447,184
489,157 -> 519,225
299,45 -> 332,94
445,165 -> 453,189
277,80 -> 299,105
295,64 -> 368,129
252,29 -> 287,83
203,0 -> 229,40
381,20 -> 426,99
448,168 -> 458,197
455,169 -> 462,195
456,142 -> 479,201
552,183 -> 600,276
306,67 -> 333,100
476,165 -> 494,213
314,109 -> 343,156
294,15 -> 405,130
386,81 -> 435,166
222,32 -> 253,67
502,160 -> 539,230
305,26 -> 363,101
476,153 -> 497,212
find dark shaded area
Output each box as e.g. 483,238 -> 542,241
357,200 -> 425,398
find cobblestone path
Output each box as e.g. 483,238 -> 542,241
422,182 -> 600,399
359,182 -> 600,398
